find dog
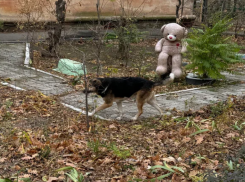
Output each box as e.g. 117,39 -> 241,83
83,73 -> 174,120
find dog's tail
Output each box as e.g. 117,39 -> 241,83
153,73 -> 175,86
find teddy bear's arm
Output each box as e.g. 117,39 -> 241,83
155,38 -> 165,52
181,41 -> 188,53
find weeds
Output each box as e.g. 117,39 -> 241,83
209,100 -> 232,118
39,145 -> 51,159
184,96 -> 196,110
5,100 -> 13,108
183,118 -> 210,136
2,112 -> 13,120
56,167 -> 90,182
65,168 -> 86,182
0,176 -> 31,182
87,138 -> 102,156
211,120 -> 220,133
87,139 -> 131,159
150,161 -> 184,181
109,143 -> 131,159
233,120 -> 245,131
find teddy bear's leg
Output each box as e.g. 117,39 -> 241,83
156,52 -> 169,76
171,54 -> 182,78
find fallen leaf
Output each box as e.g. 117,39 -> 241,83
65,162 -> 77,168
226,133 -> 239,138
195,134 -> 205,145
162,156 -> 177,164
47,177 -> 59,182
0,157 -> 7,163
154,161 -> 163,166
125,158 -> 139,165
102,158 -> 113,165
172,173 -> 181,182
32,153 -> 39,158
142,159 -> 151,169
189,170 -> 200,177
27,169 -> 38,175
182,136 -> 191,143
21,156 -> 33,160
109,124 -> 117,129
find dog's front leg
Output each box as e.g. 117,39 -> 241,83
89,102 -> 113,116
116,101 -> 123,120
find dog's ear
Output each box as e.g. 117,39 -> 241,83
91,79 -> 102,87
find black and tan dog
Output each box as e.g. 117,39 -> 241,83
83,73 -> 174,120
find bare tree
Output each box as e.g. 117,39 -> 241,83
94,0 -> 103,76
176,0 -> 182,24
111,0 -> 147,66
48,0 -> 67,55
17,0 -> 46,42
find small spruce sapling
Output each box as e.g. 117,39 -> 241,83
184,17 -> 244,79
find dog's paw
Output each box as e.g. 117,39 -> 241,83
88,112 -> 93,116
116,116 -> 122,121
131,116 -> 138,121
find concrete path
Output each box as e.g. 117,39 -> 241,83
0,43 -> 245,121
0,43 -> 72,95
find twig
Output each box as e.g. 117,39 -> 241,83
82,52 -> 90,130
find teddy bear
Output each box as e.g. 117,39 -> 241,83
155,23 -> 188,79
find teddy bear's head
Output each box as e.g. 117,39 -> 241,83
161,23 -> 188,42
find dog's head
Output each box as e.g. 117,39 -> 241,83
83,78 -> 102,93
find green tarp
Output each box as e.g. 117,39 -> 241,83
53,59 -> 86,76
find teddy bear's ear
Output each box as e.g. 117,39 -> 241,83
160,25 -> 166,33
183,27 -> 188,37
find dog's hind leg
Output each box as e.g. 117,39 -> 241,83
132,101 -> 144,121
147,95 -> 163,117
132,91 -> 151,121
116,101 -> 123,120
89,102 -> 113,116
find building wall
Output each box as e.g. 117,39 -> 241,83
0,0 -> 195,22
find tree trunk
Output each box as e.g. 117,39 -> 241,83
96,0 -> 102,76
48,0 -> 66,55
176,0 -> 181,23
118,17 -> 130,66
202,0 -> 208,22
